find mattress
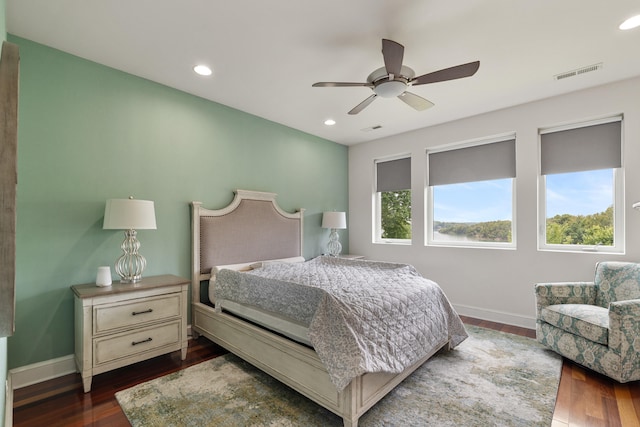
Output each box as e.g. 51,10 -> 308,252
209,255 -> 311,344
216,299 -> 312,345
208,255 -> 306,303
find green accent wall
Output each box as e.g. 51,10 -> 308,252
7,35 -> 348,369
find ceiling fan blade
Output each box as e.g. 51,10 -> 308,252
398,91 -> 434,111
312,82 -> 373,88
382,39 -> 404,77
412,61 -> 480,86
348,94 -> 377,115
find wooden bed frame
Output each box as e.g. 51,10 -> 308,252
191,189 -> 448,427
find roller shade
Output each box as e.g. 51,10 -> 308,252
428,139 -> 516,186
376,157 -> 411,192
540,120 -> 621,175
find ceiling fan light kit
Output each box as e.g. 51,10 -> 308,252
374,80 -> 407,98
313,38 -> 480,115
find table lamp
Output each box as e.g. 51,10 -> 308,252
103,197 -> 157,283
322,211 -> 346,256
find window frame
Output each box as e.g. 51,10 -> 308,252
538,116 -> 624,254
373,154 -> 412,245
426,134 -> 517,249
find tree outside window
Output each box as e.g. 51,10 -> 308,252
375,156 -> 411,243
381,189 -> 411,239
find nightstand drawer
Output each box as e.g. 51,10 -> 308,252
93,320 -> 181,366
94,294 -> 181,334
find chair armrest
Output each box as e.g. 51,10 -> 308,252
609,299 -> 640,357
610,299 -> 640,317
534,282 -> 596,319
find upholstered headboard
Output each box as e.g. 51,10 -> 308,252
191,189 -> 305,303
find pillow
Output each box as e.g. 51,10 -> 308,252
210,256 -> 305,283
248,256 -> 306,270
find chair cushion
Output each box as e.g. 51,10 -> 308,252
540,304 -> 609,345
595,261 -> 640,308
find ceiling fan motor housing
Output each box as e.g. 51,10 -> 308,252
369,65 -> 414,97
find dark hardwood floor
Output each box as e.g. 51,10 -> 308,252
12,338 -> 228,427
12,318 -> 640,426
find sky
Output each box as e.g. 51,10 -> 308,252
432,169 -> 613,223
545,169 -> 613,217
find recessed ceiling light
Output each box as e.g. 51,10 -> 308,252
620,14 -> 640,30
193,64 -> 212,76
324,119 -> 336,126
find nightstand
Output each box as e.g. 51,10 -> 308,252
72,274 -> 189,392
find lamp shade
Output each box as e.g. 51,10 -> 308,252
322,211 -> 346,229
103,198 -> 157,230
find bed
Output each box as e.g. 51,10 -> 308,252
191,189 -> 467,427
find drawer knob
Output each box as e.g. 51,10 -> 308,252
132,308 -> 153,316
132,337 -> 153,346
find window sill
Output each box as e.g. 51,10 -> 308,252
374,240 -> 412,245
538,246 -> 624,255
427,242 -> 516,250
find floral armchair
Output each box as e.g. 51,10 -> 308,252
535,261 -> 640,382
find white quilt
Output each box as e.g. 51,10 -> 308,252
215,256 -> 468,390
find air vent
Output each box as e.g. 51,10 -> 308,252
554,63 -> 603,81
361,125 -> 383,132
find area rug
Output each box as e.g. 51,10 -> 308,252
116,325 -> 561,426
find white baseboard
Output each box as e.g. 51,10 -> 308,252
454,303 -> 536,330
9,354 -> 77,390
5,376 -> 12,427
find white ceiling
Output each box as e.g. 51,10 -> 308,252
6,0 -> 640,146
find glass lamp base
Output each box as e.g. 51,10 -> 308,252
327,229 -> 342,257
115,229 -> 147,283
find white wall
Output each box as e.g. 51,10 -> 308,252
348,76 -> 640,328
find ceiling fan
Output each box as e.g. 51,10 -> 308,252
312,39 -> 480,115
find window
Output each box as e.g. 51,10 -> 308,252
375,156 -> 411,243
539,117 -> 623,252
427,136 -> 516,247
